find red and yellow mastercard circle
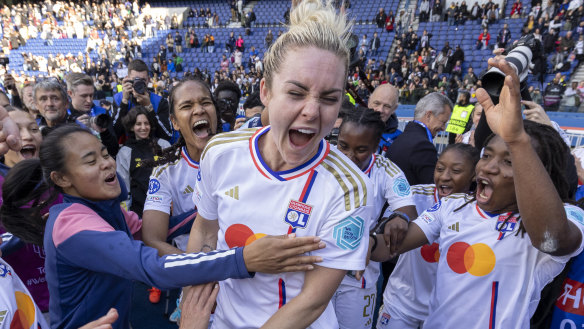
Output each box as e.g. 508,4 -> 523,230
446,242 -> 496,276
420,243 -> 440,263
12,291 -> 36,329
225,224 -> 266,248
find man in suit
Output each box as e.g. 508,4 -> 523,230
387,92 -> 453,185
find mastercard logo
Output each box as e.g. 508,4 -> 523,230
446,242 -> 496,276
12,291 -> 36,329
225,224 -> 266,248
420,243 -> 440,263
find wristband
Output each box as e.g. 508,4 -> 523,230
369,232 -> 378,253
392,211 -> 410,223
375,211 -> 410,234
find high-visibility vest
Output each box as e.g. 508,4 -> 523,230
446,103 -> 474,134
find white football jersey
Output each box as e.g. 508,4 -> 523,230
144,146 -> 199,216
143,147 -> 199,250
414,195 -> 584,329
340,154 -> 415,289
0,258 -> 49,329
195,127 -> 374,329
384,184 -> 442,321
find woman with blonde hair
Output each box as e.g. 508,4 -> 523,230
186,0 -> 374,328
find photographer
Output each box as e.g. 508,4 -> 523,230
112,59 -> 173,142
65,73 -> 119,157
2,73 -> 23,109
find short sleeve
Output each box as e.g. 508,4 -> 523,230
310,203 -> 374,271
143,167 -> 173,214
412,200 -> 444,244
193,152 -> 218,220
550,205 -> 584,262
382,167 -> 415,215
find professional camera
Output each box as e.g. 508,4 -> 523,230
481,33 -> 542,100
132,78 -> 147,94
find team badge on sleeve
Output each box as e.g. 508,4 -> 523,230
427,200 -> 441,212
333,216 -> 365,250
148,179 -> 161,194
393,178 -> 411,197
284,200 -> 313,229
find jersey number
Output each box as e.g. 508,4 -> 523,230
363,293 -> 376,318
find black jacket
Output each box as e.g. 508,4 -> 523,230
387,121 -> 437,185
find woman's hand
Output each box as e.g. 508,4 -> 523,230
382,217 -> 409,257
455,134 -> 463,144
243,234 -> 325,273
79,308 -> 118,329
179,283 -> 219,329
0,105 -> 21,155
522,100 -> 552,127
476,57 -> 527,145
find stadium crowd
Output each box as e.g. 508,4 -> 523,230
2,0 -> 584,329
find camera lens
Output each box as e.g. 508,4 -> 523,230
133,78 -> 147,94
481,45 -> 532,99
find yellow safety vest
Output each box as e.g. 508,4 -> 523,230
345,92 -> 356,106
446,104 -> 474,135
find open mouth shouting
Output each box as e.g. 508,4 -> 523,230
476,177 -> 493,204
104,172 -> 117,185
20,144 -> 37,159
289,128 -> 316,148
193,120 -> 212,139
437,184 -> 453,198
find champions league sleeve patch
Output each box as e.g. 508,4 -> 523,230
333,216 -> 365,250
393,178 -> 411,197
148,179 -> 161,194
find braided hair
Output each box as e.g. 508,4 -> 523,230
144,77 -> 221,167
454,120 -> 571,236
339,106 -> 386,146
